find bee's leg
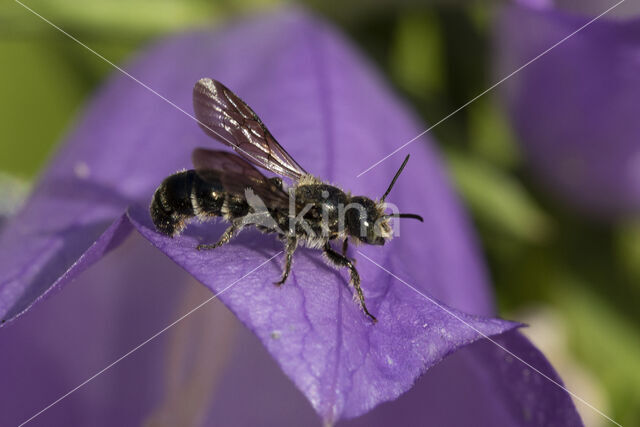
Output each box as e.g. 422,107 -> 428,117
323,242 -> 377,323
340,238 -> 356,265
196,223 -> 241,251
274,236 -> 298,286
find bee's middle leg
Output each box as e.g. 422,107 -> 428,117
197,223 -> 241,251
274,235 -> 298,286
323,242 -> 376,323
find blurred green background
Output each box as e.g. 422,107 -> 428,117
1,1 -> 639,425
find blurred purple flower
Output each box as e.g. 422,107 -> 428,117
0,9 -> 582,426
497,0 -> 640,218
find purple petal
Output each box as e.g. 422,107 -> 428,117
497,2 -> 640,217
0,234 -> 222,426
203,325 -> 583,427
0,214 -> 132,324
130,205 -> 518,421
116,10 -> 515,420
1,10 -> 494,325
0,248 -> 579,426
0,8 -> 580,424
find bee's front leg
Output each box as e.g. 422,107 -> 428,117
197,223 -> 242,251
274,235 -> 298,286
340,238 -> 357,265
323,242 -> 376,323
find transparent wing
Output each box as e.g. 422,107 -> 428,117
192,148 -> 290,209
193,78 -> 307,180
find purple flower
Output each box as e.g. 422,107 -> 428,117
0,9 -> 581,426
496,0 -> 640,218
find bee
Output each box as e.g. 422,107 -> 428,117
150,78 -> 423,322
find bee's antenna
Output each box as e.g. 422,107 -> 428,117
381,154 -> 410,202
386,213 -> 424,222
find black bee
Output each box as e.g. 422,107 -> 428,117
150,78 -> 423,322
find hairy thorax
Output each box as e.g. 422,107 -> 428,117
287,180 -> 350,246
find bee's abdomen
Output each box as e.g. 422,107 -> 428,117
150,170 -> 225,236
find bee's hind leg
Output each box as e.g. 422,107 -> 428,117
323,242 -> 376,323
197,223 -> 242,251
274,236 -> 298,286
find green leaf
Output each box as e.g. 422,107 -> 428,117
468,99 -> 520,168
390,12 -> 443,96
615,221 -> 640,284
445,151 -> 551,243
0,39 -> 89,178
3,0 -> 280,39
554,281 -> 640,426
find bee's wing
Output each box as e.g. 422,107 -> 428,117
193,78 -> 307,181
192,148 -> 290,209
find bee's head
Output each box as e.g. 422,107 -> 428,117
345,155 -> 423,245
345,197 -> 390,245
